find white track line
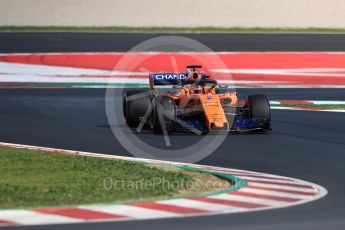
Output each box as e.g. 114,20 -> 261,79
247,182 -> 317,192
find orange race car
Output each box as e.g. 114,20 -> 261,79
123,65 -> 271,134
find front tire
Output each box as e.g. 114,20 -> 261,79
247,94 -> 271,131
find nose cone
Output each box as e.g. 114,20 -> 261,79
215,121 -> 226,129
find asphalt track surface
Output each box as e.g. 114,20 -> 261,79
0,33 -> 345,230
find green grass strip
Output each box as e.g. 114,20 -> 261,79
1,26 -> 345,33
0,146 -> 241,209
0,146 -> 194,209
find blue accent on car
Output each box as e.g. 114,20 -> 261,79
177,120 -> 202,131
152,73 -> 187,85
232,118 -> 264,129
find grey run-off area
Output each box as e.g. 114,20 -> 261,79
1,0 -> 345,28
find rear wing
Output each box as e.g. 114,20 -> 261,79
149,73 -> 187,90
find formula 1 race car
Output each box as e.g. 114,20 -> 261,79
123,65 -> 271,134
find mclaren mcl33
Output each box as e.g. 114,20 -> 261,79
123,65 -> 271,134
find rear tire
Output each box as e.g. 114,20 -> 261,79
123,90 -> 151,128
247,94 -> 271,130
